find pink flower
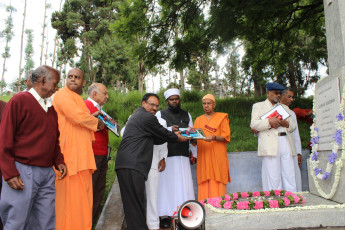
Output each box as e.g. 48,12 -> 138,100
241,192 -> 249,198
232,193 -> 239,200
224,195 -> 231,201
301,196 -> 305,204
223,201 -> 232,209
237,201 -> 250,210
282,198 -> 290,206
285,191 -> 293,196
292,195 -> 301,204
200,200 -> 205,205
252,191 -> 261,197
207,197 -> 223,208
268,200 -> 279,208
254,201 -> 263,209
264,191 -> 270,196
274,190 -> 282,196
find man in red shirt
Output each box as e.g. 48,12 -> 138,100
84,83 -> 109,224
0,65 -> 67,230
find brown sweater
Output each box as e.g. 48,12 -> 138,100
0,92 -> 65,181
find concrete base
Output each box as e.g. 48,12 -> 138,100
205,193 -> 345,230
95,177 -> 125,230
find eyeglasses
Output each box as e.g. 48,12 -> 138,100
147,102 -> 160,109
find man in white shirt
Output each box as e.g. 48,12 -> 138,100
280,88 -> 303,191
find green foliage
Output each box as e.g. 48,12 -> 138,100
263,200 -> 270,209
209,0 -> 326,96
24,29 -> 34,74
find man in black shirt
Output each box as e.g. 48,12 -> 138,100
115,93 -> 188,230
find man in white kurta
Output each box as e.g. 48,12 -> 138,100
280,88 -> 303,191
120,116 -> 168,230
250,83 -> 297,192
156,89 -> 196,216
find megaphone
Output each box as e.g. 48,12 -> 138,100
173,200 -> 205,230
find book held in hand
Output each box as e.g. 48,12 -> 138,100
260,104 -> 290,120
179,128 -> 206,139
98,109 -> 121,137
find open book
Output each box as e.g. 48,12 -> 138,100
98,109 -> 121,137
260,104 -> 290,120
179,128 -> 206,139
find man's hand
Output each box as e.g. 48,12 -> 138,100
177,134 -> 189,142
279,120 -> 289,128
268,115 -> 281,129
7,176 -> 24,190
251,129 -> 258,135
204,135 -> 216,142
158,159 -> 166,172
298,154 -> 303,167
171,125 -> 179,132
57,164 -> 67,179
97,119 -> 105,131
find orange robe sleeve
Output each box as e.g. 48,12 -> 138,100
53,87 -> 98,176
194,113 -> 231,185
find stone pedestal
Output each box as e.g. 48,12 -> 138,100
205,193 -> 345,230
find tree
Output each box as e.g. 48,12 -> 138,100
24,29 -> 35,75
17,0 -> 27,92
0,5 -> 16,95
40,0 -> 50,65
52,0 -> 118,83
209,0 -> 326,96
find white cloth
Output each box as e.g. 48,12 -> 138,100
156,111 -> 196,216
262,135 -> 297,192
146,117 -> 168,229
164,88 -> 180,99
157,156 -> 195,216
291,111 -> 303,191
28,88 -> 52,112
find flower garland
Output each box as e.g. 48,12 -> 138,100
201,190 -> 305,211
309,77 -> 345,199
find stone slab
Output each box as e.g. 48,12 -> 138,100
323,0 -> 345,74
95,177 -> 124,230
309,67 -> 345,204
205,193 -> 345,230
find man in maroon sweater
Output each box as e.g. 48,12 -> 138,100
0,65 -> 67,230
84,83 -> 109,223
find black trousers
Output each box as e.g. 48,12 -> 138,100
116,168 -> 148,230
92,155 -> 108,224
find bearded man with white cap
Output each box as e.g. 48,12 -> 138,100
156,88 -> 197,217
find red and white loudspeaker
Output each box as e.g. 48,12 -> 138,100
172,200 -> 205,230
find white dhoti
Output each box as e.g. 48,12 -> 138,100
262,135 -> 297,192
293,155 -> 302,192
157,156 -> 195,216
146,168 -> 160,229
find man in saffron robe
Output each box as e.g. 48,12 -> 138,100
193,94 -> 231,201
53,68 -> 104,230
0,65 -> 66,230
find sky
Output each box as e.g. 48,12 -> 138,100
0,0 -> 63,90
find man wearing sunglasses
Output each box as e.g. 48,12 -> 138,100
250,82 -> 297,192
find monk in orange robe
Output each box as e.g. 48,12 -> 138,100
194,94 -> 231,201
53,68 -> 104,230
